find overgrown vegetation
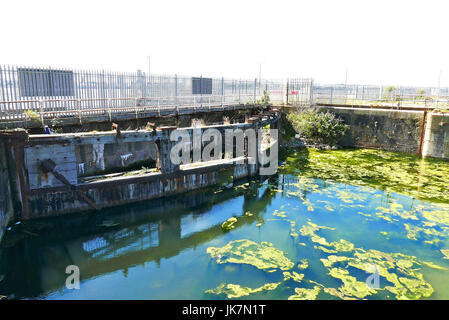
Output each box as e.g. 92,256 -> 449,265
416,89 -> 426,100
257,90 -> 271,105
382,86 -> 402,102
287,109 -> 349,146
24,110 -> 42,125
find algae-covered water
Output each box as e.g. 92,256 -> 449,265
1,148 -> 449,300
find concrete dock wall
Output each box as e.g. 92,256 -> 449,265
422,113 -> 449,159
317,106 -> 449,160
0,138 -> 14,241
318,106 -> 424,154
28,162 -> 257,219
0,110 -> 280,221
29,170 -> 216,218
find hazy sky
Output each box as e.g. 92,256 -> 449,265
1,0 -> 448,87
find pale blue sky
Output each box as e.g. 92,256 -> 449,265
1,0 -> 448,87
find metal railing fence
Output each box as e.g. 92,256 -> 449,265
313,84 -> 449,108
0,65 -> 315,123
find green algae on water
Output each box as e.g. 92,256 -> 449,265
404,223 -> 445,241
205,282 -> 282,299
295,219 -> 439,300
221,217 -> 238,231
418,204 -> 449,226
288,286 -> 321,300
375,201 -> 418,221
441,249 -> 449,259
321,248 -> 436,300
299,222 -> 353,252
207,239 -> 294,271
283,271 -> 304,283
280,148 -> 449,204
297,259 -> 309,270
421,261 -> 448,270
327,267 -> 377,299
6,145 -> 449,300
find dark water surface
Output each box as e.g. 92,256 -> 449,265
1,148 -> 449,300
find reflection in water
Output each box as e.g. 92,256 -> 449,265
0,178 -> 273,299
1,148 -> 449,300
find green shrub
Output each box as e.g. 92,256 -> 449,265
383,85 -> 399,101
24,110 -> 41,124
287,109 -> 349,146
257,90 -> 271,105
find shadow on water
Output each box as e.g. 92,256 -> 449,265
0,177 -> 277,299
279,146 -> 310,171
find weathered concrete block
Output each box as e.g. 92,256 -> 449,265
423,113 -> 449,159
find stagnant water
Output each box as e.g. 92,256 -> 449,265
1,148 -> 449,300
